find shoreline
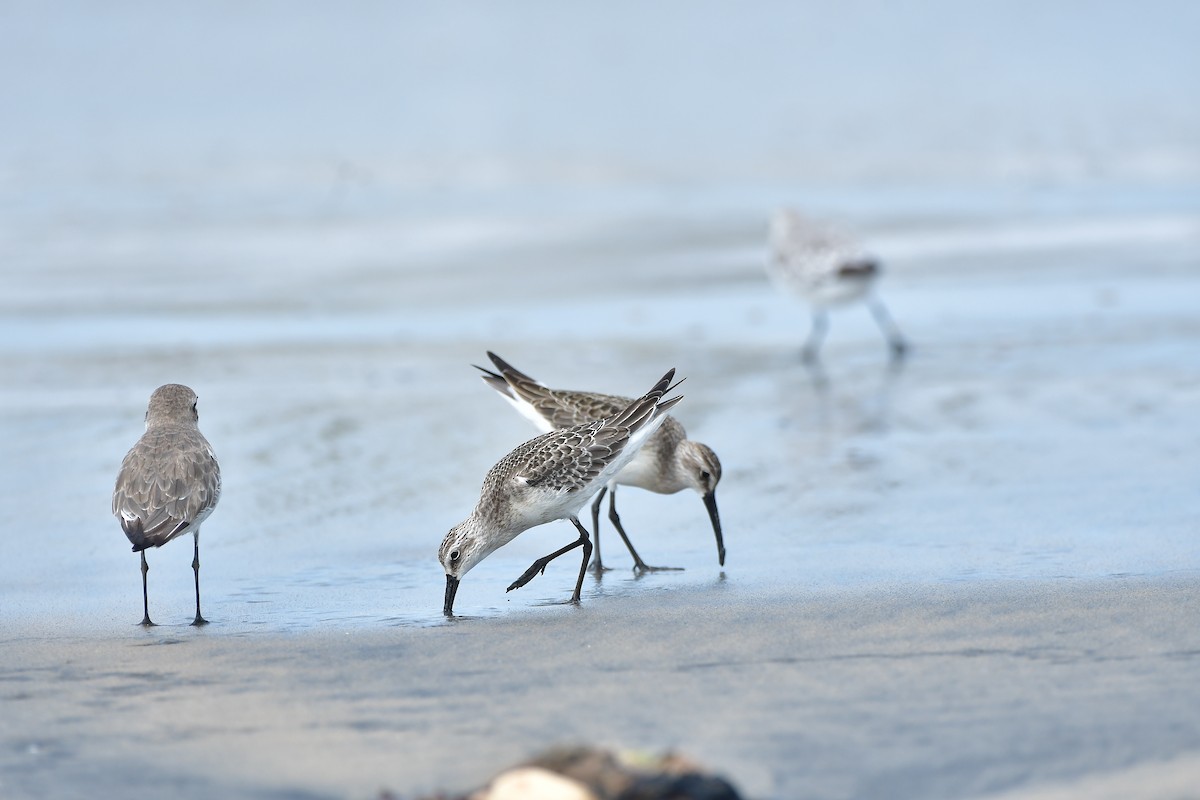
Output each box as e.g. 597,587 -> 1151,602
4,574 -> 1199,799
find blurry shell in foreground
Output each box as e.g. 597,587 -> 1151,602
470,767 -> 595,800
450,745 -> 743,800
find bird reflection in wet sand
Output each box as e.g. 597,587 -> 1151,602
440,369 -> 682,616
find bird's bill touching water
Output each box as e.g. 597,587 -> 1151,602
703,491 -> 726,566
443,574 -> 460,616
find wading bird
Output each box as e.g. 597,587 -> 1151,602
476,352 -> 724,573
113,384 -> 221,626
440,368 -> 682,615
768,209 -> 907,362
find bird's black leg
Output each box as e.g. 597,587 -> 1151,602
507,517 -> 593,604
589,487 -> 611,573
190,531 -> 208,626
139,550 -> 155,627
568,517 -> 593,603
868,297 -> 907,360
802,309 -> 829,364
608,487 -> 682,573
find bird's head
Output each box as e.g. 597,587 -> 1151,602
438,518 -> 494,616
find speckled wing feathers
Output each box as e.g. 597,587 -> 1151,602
112,426 -> 221,551
508,423 -> 618,493
480,368 -> 680,501
479,352 -> 639,429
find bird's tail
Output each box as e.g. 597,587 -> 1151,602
474,364 -> 516,400
122,517 -> 151,551
121,515 -> 188,552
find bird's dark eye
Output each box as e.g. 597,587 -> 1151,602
700,471 -> 710,482
450,549 -> 461,562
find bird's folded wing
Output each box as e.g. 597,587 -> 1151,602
515,423 -> 625,493
114,443 -> 220,548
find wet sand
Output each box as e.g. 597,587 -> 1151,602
4,578 -> 1199,799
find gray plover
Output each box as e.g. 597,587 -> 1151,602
476,352 -> 724,573
112,384 -> 221,626
768,208 -> 907,362
440,368 -> 682,616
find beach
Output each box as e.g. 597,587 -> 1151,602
4,578 -> 1200,800
2,2 -> 1200,798
3,192 -> 1198,799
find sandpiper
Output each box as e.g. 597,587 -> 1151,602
112,384 -> 221,626
476,352 -> 724,573
440,368 -> 682,616
768,208 -> 907,362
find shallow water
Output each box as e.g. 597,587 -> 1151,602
2,185 -> 1198,639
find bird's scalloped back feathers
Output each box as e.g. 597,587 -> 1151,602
476,422 -> 603,499
489,355 -> 597,431
535,389 -> 627,430
515,423 -> 617,492
481,353 -> 631,429
113,427 -> 221,550
480,368 -> 681,499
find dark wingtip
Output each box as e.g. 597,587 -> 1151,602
611,368 -> 678,430
646,368 -> 676,403
476,364 -> 518,401
659,370 -> 685,414
658,394 -> 684,414
122,518 -> 149,552
485,352 -> 543,388
487,351 -> 512,372
838,257 -> 880,278
122,517 -> 186,551
474,363 -> 504,380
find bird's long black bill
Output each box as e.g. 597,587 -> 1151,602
443,574 -> 460,617
703,492 -> 726,567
